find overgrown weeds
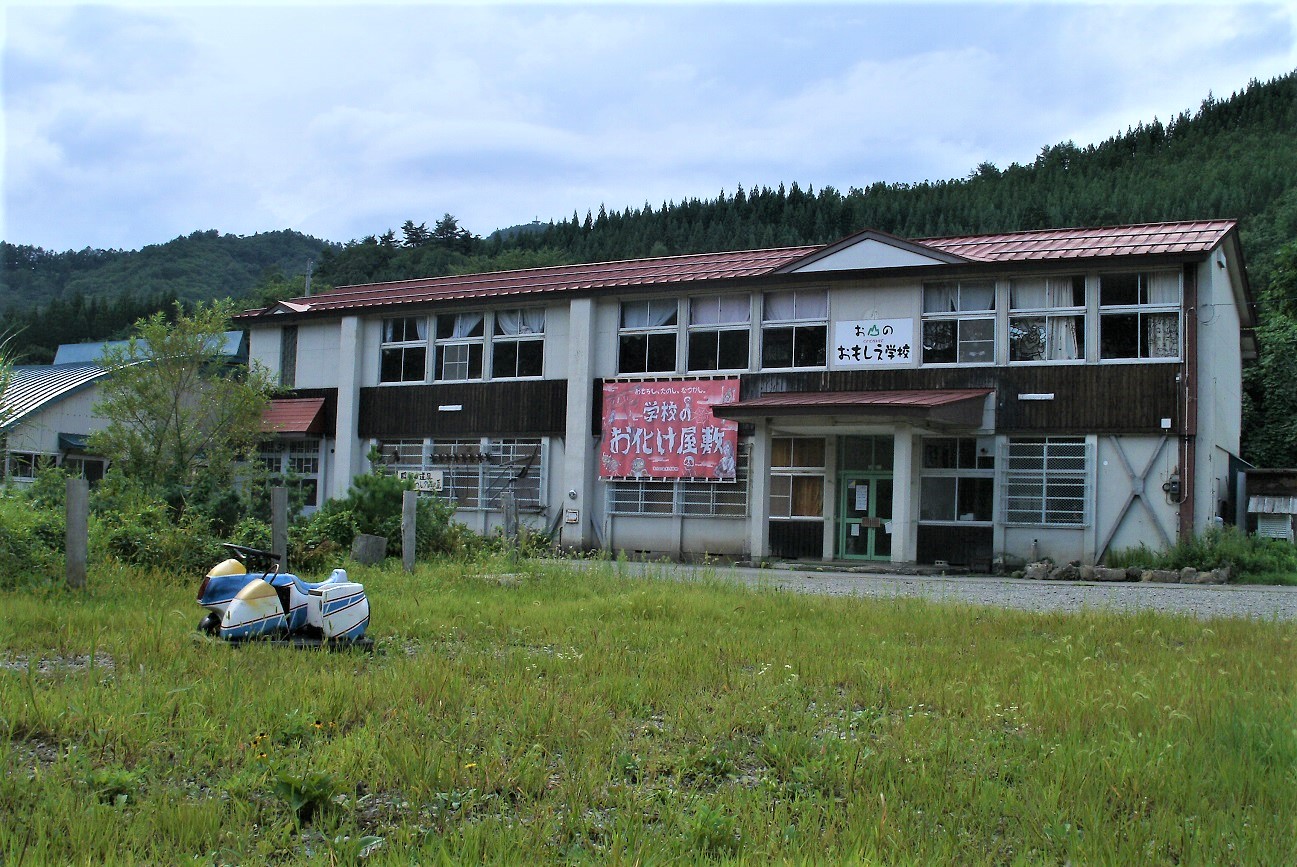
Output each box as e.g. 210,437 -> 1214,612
1108,524 -> 1297,584
1,558 -> 1293,864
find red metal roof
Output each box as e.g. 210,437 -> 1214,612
236,221 -> 1236,321
920,220 -> 1236,262
716,389 -> 993,413
261,397 -> 327,436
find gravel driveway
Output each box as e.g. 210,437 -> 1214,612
606,562 -> 1297,621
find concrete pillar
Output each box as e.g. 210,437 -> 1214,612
560,298 -> 596,548
65,478 -> 89,590
822,434 -> 838,559
402,489 -> 417,572
890,427 -> 916,563
271,486 -> 288,567
332,315 -> 365,500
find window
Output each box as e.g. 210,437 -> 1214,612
619,300 -> 678,374
435,313 -> 485,381
922,280 -> 995,364
1099,271 -> 1180,360
256,439 -> 322,508
1002,437 -> 1091,526
769,437 -> 826,519
608,444 -> 750,516
762,290 -> 827,368
492,309 -> 545,378
484,438 -> 544,509
380,317 -> 428,383
380,437 -> 546,512
280,325 -> 298,387
688,295 -> 750,371
2,451 -> 56,482
919,437 -> 995,522
1009,276 -> 1085,362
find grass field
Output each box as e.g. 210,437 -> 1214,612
2,557 -> 1294,865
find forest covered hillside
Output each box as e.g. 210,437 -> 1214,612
3,72 -> 1297,463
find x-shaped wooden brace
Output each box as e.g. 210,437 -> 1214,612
1096,435 -> 1174,562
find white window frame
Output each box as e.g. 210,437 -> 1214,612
1000,437 -> 1093,527
491,309 -> 546,379
687,294 -> 751,372
761,289 -> 828,370
607,443 -> 750,517
379,316 -> 429,383
1098,271 -> 1181,362
2,450 -> 58,482
434,313 -> 486,382
768,436 -> 826,520
618,299 -> 680,375
1008,275 -> 1087,364
921,279 -> 996,366
918,436 -> 996,524
379,437 -> 547,512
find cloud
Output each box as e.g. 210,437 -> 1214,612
3,3 -> 1295,251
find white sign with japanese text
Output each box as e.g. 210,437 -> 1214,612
832,318 -> 914,367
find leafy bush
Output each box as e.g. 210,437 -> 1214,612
0,492 -> 63,587
1108,525 -> 1297,583
88,472 -> 226,577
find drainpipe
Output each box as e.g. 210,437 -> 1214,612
1179,263 -> 1198,539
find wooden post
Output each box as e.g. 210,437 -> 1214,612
271,486 -> 288,569
65,478 -> 89,590
402,489 -> 417,573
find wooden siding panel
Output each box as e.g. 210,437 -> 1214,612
358,380 -> 568,438
740,365 -> 1181,434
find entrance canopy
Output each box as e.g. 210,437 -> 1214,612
262,398 -> 329,436
713,389 -> 993,430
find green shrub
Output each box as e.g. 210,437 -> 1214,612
1108,525 -> 1297,583
0,493 -> 63,587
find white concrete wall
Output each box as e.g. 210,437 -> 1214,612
296,322 -> 343,389
5,388 -> 109,453
1193,249 -> 1244,529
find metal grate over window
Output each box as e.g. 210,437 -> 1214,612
608,444 -> 749,516
1001,438 -> 1092,526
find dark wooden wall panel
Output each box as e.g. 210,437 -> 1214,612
740,364 -> 1182,434
358,380 -> 568,438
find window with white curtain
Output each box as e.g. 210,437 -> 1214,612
380,316 -> 428,383
921,280 -> 996,364
492,308 -> 545,378
687,294 -> 750,371
1009,275 -> 1086,362
435,312 -> 485,381
619,299 -> 679,374
1099,271 -> 1181,360
761,289 -> 828,368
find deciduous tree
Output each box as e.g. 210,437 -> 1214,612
89,301 -> 272,497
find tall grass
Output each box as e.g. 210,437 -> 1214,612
1,558 -> 1293,864
1108,524 -> 1297,584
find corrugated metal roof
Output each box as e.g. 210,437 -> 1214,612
1247,495 -> 1297,515
236,220 -> 1237,321
52,331 -> 247,365
1,364 -> 111,432
259,246 -> 814,316
261,398 -> 327,436
920,221 -> 1236,262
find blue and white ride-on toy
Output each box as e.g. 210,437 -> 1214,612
197,544 -> 372,647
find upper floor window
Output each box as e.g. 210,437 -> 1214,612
762,289 -> 827,369
922,280 -> 995,364
492,309 -> 545,378
380,316 -> 427,383
1009,276 -> 1085,362
1099,272 -> 1180,360
434,313 -> 485,381
688,295 -> 750,372
619,299 -> 678,374
280,325 -> 298,387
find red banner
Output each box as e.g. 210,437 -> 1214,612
600,379 -> 739,480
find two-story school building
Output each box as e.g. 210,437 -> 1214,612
236,221 -> 1254,569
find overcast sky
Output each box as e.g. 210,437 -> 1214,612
3,1 -> 1295,253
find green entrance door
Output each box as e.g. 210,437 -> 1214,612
838,473 -> 893,560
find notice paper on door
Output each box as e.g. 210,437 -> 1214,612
854,484 -> 869,512
850,524 -> 861,537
